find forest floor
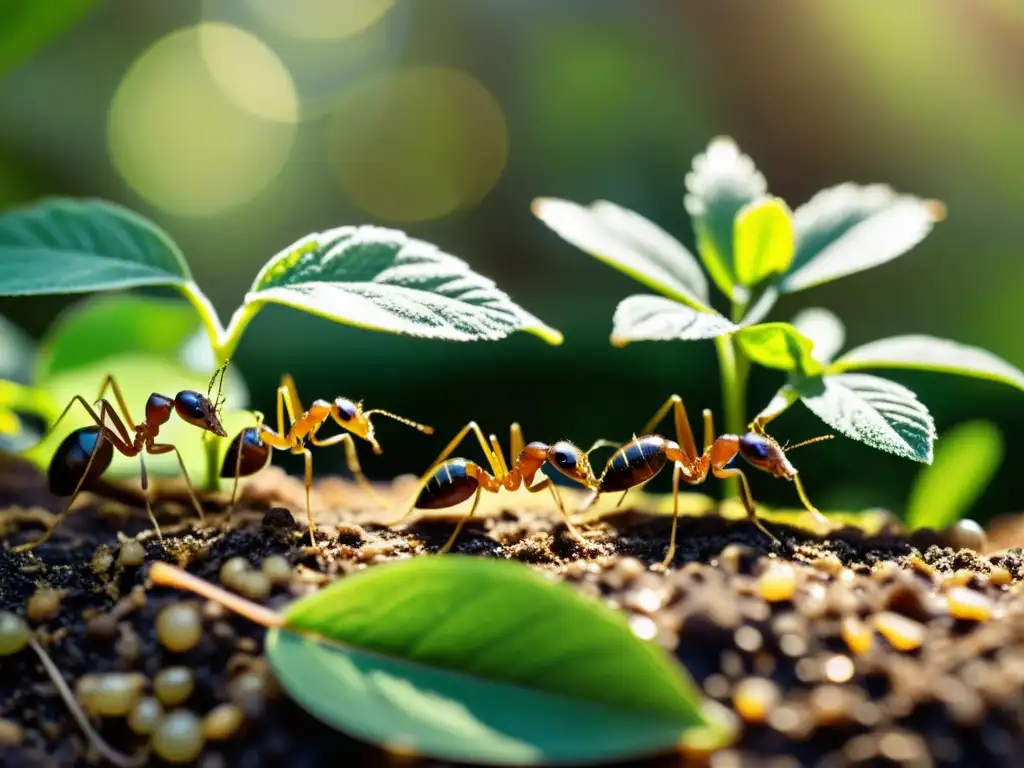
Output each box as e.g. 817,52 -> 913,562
1,457 -> 1024,768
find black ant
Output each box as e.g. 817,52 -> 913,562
545,395 -> 834,569
13,365 -> 231,552
387,421 -> 618,554
220,374 -> 433,548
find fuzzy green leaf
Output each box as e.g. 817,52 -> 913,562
795,373 -> 935,463
238,226 -> 561,347
906,420 -> 1004,531
0,0 -> 99,76
790,307 -> 846,364
734,197 -> 794,287
268,556 -> 733,765
734,323 -> 822,374
0,198 -> 193,295
830,335 -> 1024,391
782,184 -> 944,292
610,295 -> 737,347
531,198 -> 710,309
684,136 -> 768,301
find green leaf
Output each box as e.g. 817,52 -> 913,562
830,334 -> 1024,391
684,136 -> 768,301
733,197 -> 794,287
790,307 -> 846,364
734,323 -> 823,375
268,556 -> 734,765
0,198 -> 193,296
610,295 -> 737,347
906,420 -> 1004,531
23,354 -> 249,487
236,226 -> 562,347
531,198 -> 710,309
0,0 -> 98,76
782,184 -> 945,292
0,313 -> 34,384
794,373 -> 935,463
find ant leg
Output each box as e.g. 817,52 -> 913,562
227,411 -> 266,520
702,409 -> 715,451
135,454 -> 165,544
488,434 -> 509,477
652,461 -> 686,572
711,465 -> 780,545
639,395 -> 698,460
275,377 -> 304,444
300,447 -> 316,548
309,428 -> 386,505
793,473 -> 832,530
94,375 -> 137,431
148,443 -> 206,525
437,485 -> 484,555
509,423 -> 525,461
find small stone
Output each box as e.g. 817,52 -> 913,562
152,710 -> 206,764
757,562 -> 797,602
733,677 -> 780,723
947,587 -> 992,622
117,539 -> 146,568
261,507 -> 295,531
128,698 -> 164,735
260,556 -> 292,587
154,667 -> 195,707
156,603 -> 203,653
26,588 -> 62,623
841,615 -> 874,656
873,611 -> 926,652
0,612 -> 30,656
944,519 -> 986,553
203,703 -> 244,741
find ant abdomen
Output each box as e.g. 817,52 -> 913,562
48,426 -> 114,497
598,435 -> 668,492
416,460 -> 479,509
220,428 -> 272,479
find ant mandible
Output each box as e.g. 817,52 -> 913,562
220,373 -> 433,548
545,394 -> 834,570
13,365 -> 231,552
387,420 -> 619,554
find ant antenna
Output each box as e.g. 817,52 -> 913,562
364,409 -> 435,435
208,358 -> 230,414
784,434 -> 834,452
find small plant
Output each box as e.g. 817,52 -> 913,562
150,556 -> 735,765
0,198 -> 561,488
534,137 -> 1024,475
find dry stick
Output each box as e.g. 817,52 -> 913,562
28,636 -> 147,768
149,562 -> 283,628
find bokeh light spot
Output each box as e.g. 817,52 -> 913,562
328,67 -> 508,222
107,24 -> 297,217
246,0 -> 394,40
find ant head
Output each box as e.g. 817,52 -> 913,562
174,391 -> 228,437
546,440 -> 595,485
331,397 -> 433,455
737,432 -> 795,479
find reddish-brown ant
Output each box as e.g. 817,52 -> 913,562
546,395 -> 833,569
388,421 -> 619,554
13,366 -> 231,552
220,373 -> 433,548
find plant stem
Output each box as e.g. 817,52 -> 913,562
712,299 -> 750,501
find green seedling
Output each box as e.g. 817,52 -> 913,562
150,557 -> 735,765
534,137 -> 1024,486
0,199 -> 561,489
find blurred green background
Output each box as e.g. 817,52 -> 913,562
2,0 -> 1023,522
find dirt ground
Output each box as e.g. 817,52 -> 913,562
2,456 -> 1024,768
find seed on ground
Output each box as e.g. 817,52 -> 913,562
757,562 -> 797,602
0,612 -> 30,656
219,557 -> 250,590
26,588 -> 62,623
733,677 -> 780,723
841,616 -> 874,656
156,603 -> 203,653
203,703 -> 244,740
260,555 -> 292,587
990,566 -> 1013,587
76,672 -> 146,717
234,571 -> 271,600
152,710 -> 206,764
947,587 -> 993,622
873,611 -> 926,652
117,539 -> 146,568
154,667 -> 195,707
128,697 -> 164,735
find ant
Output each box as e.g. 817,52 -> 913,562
13,365 -> 231,553
220,373 -> 433,548
544,395 -> 834,569
388,420 -> 619,554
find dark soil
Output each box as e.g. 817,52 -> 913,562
2,456 -> 1024,768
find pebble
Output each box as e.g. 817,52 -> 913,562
944,519 -> 986,553
152,710 -> 206,764
26,588 -> 62,623
947,587 -> 993,621
156,603 -> 203,653
117,539 -> 146,568
757,562 -> 797,602
873,611 -> 926,652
